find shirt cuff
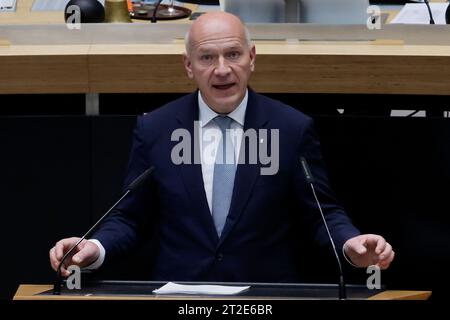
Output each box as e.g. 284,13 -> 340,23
342,242 -> 359,268
83,239 -> 106,270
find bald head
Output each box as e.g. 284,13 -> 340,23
185,12 -> 252,55
182,11 -> 256,114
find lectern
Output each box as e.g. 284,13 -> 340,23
14,281 -> 432,300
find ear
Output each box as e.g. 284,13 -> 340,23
183,53 -> 194,79
249,45 -> 256,72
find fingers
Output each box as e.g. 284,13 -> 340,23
353,241 -> 367,255
60,265 -> 71,277
50,244 -> 70,275
344,234 -> 395,269
377,243 -> 395,270
72,240 -> 95,265
357,234 -> 388,255
345,237 -> 367,255
54,240 -> 64,261
49,237 -> 82,277
72,241 -> 99,266
54,237 -> 78,260
374,236 -> 386,255
378,251 -> 395,270
49,247 -> 59,271
378,242 -> 392,260
49,248 -> 71,276
367,235 -> 392,266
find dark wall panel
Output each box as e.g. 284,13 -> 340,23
0,117 -> 92,300
0,94 -> 85,116
1,115 -> 449,301
90,116 -> 157,280
315,117 -> 450,301
91,116 -> 136,220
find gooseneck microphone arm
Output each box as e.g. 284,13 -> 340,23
422,0 -> 435,24
300,157 -> 346,300
53,166 -> 155,295
151,0 -> 164,23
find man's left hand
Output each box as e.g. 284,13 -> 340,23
344,234 -> 395,269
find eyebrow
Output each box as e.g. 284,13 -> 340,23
197,45 -> 244,53
227,45 -> 244,50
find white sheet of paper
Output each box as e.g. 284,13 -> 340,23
31,0 -> 182,11
152,282 -> 250,295
0,0 -> 16,12
32,0 -> 104,11
390,3 -> 449,25
196,5 -> 221,12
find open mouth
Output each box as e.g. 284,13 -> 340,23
212,83 -> 235,90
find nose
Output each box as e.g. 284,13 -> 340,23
214,56 -> 231,77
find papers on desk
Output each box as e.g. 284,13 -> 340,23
153,282 -> 250,295
390,3 -> 449,25
32,0 -> 105,11
0,0 -> 16,12
31,0 -> 183,11
196,5 -> 221,13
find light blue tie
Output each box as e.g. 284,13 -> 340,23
212,116 -> 236,237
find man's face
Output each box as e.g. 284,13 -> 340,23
183,17 -> 256,114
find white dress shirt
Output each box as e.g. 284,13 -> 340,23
86,90 -> 248,269
198,90 -> 247,213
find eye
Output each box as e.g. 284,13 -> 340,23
200,54 -> 213,63
227,51 -> 241,60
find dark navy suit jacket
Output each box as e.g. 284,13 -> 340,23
93,90 -> 360,282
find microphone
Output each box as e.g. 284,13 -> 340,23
150,0 -> 163,23
413,0 -> 435,24
424,0 -> 435,24
53,166 -> 155,295
300,157 -> 346,300
446,1 -> 450,24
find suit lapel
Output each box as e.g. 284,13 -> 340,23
176,92 -> 220,244
219,90 -> 269,244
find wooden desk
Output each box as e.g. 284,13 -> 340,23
2,2 -> 450,96
2,0 -> 446,25
3,37 -> 450,95
0,0 -> 197,24
14,284 -> 432,300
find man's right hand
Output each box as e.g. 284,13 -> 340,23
49,237 -> 100,277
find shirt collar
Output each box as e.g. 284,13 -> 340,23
198,89 -> 248,128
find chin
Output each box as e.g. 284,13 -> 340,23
212,99 -> 239,113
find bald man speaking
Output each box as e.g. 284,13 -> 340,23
50,12 -> 394,283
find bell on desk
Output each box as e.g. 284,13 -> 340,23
104,0 -> 132,22
64,0 -> 105,23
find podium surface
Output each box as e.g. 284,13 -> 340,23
4,2 -> 450,96
14,281 -> 432,300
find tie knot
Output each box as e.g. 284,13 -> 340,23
214,116 -> 232,132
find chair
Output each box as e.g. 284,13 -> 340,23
298,0 -> 370,24
220,0 -> 286,23
220,0 -> 370,24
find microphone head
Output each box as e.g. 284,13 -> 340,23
446,3 -> 450,24
127,166 -> 155,191
64,0 -> 105,23
300,157 -> 315,184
